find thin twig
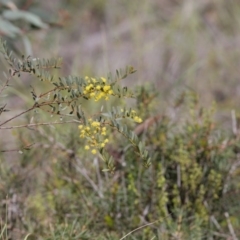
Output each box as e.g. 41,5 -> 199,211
75,157 -> 104,198
119,220 -> 159,240
212,231 -> 232,238
0,143 -> 35,153
0,106 -> 35,127
231,110 -> 237,136
0,75 -> 11,96
224,212 -> 238,240
0,120 -> 80,129
210,215 -> 222,231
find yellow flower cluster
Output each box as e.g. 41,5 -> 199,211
121,109 -> 142,123
83,77 -> 114,101
78,118 -> 109,154
131,110 -> 142,123
133,116 -> 142,123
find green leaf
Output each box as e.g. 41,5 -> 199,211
138,141 -> 143,153
116,69 -> 119,78
28,6 -> 56,24
0,17 -> 22,37
128,65 -> 137,74
2,10 -> 48,29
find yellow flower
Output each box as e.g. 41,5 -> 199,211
85,145 -> 90,150
103,85 -> 111,92
90,92 -> 96,97
85,85 -> 91,91
92,149 -> 97,154
101,131 -> 106,136
96,85 -> 101,90
101,77 -> 107,83
133,116 -> 142,123
91,121 -> 100,127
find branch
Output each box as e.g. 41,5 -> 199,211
119,220 -> 159,240
0,120 -> 80,130
0,74 -> 11,96
0,105 -> 37,127
0,105 -> 36,127
0,143 -> 35,153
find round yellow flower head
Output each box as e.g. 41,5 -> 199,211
103,85 -> 111,92
92,149 -> 97,154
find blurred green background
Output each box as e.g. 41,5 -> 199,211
4,0 -> 240,112
1,0 -> 240,239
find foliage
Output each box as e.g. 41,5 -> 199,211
0,38 -> 150,171
0,0 -> 60,55
91,90 -> 240,238
1,1 -> 240,237
1,66 -> 240,239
